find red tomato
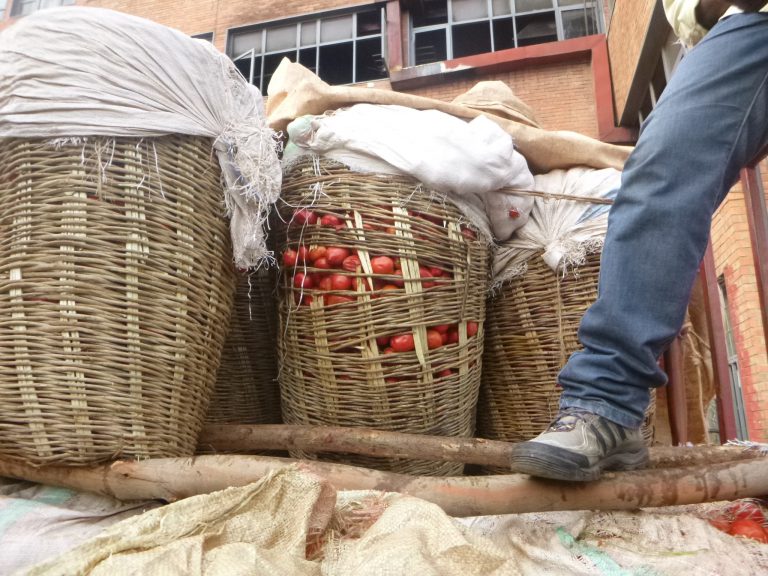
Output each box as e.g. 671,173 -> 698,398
293,208 -> 317,225
727,501 -> 767,524
294,292 -> 313,306
342,254 -> 362,272
419,267 -> 436,289
433,324 -> 450,334
426,329 -> 443,350
313,257 -> 331,270
709,518 -> 732,533
371,256 -> 395,275
325,294 -> 354,306
441,332 -> 449,345
296,245 -> 309,264
376,335 -> 390,347
293,272 -> 314,289
466,321 -> 479,337
320,213 -> 342,227
282,249 -> 298,267
307,246 -> 327,262
390,333 -> 415,352
383,347 -> 395,355
429,266 -> 444,277
461,226 -> 477,240
326,247 -> 350,267
318,276 -> 333,291
380,284 -> 400,292
392,269 -> 404,287
435,369 -> 453,378
508,208 -> 521,219
728,518 -> 768,543
329,274 -> 353,291
447,329 -> 459,344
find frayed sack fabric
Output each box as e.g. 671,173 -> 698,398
0,7 -> 281,268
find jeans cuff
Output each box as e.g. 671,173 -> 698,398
559,396 -> 643,429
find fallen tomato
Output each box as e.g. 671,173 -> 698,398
728,518 -> 768,543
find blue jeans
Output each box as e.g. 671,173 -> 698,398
558,12 -> 768,429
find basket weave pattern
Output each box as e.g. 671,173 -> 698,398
0,136 -> 236,465
205,270 -> 281,424
276,159 -> 488,475
478,250 -> 656,451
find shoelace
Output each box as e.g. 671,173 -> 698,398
547,407 -> 593,432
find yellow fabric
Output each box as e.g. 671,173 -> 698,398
663,1 -> 768,46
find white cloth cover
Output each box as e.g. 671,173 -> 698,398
284,104 -> 536,242
0,7 -> 281,268
493,166 -> 621,285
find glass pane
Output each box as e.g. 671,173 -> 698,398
414,29 -> 447,65
319,42 -> 354,85
558,0 -> 586,5
452,0 -> 488,22
492,18 -> 515,50
321,15 -> 353,43
13,0 -> 37,16
357,8 -> 382,36
452,21 -> 491,58
62,0 -> 75,4
231,30 -> 262,57
355,37 -> 386,82
300,22 -> 316,46
41,0 -> 62,7
266,25 -> 297,52
299,47 -> 317,74
0,0 -> 6,12
263,51 -> 295,92
412,0 -> 448,27
234,55 -> 262,90
515,0 -> 553,11
492,0 -> 511,16
515,12 -> 557,46
562,7 -> 597,38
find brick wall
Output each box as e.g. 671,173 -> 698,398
711,168 -> 768,441
401,56 -> 598,137
606,0 -> 656,122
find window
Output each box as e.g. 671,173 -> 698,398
228,6 -> 387,95
718,277 -> 750,440
11,0 -> 74,18
411,0 -> 602,66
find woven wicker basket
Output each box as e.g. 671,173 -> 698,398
205,269 -> 281,424
0,136 -> 236,465
276,158 -> 489,476
478,249 -> 657,454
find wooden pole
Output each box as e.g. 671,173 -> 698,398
0,453 -> 766,517
199,424 -> 761,469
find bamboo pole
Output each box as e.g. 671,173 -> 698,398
199,424 -> 763,470
1,453 -> 766,517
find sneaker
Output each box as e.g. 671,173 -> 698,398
509,407 -> 649,481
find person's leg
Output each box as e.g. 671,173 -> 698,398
511,13 -> 768,480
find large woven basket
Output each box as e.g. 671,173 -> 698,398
0,136 -> 236,465
205,269 -> 281,424
276,158 -> 489,476
478,249 -> 656,452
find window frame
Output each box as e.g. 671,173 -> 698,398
10,0 -> 74,18
409,0 -> 603,66
227,4 -> 388,94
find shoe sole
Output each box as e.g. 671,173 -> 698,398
509,442 -> 650,482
